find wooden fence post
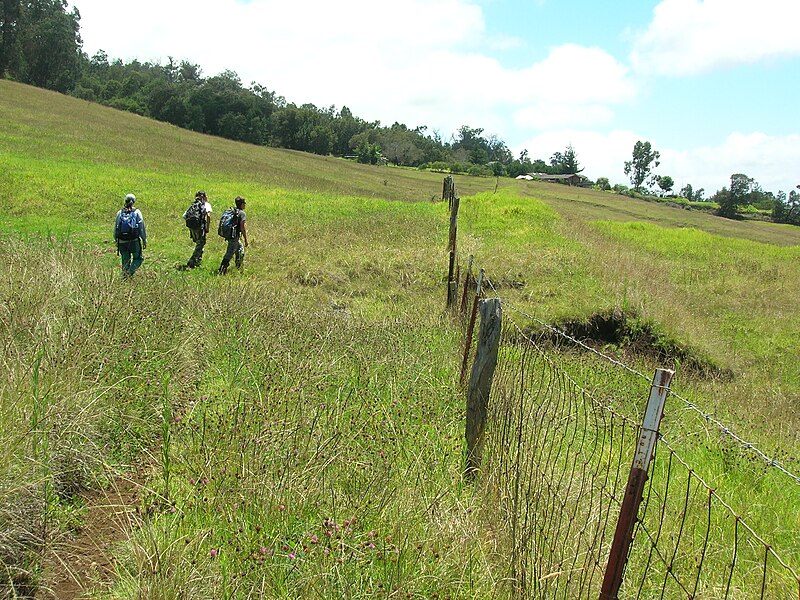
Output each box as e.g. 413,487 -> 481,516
446,194 -> 460,308
459,268 -> 484,385
465,298 -> 502,479
599,368 -> 675,599
443,175 -> 455,208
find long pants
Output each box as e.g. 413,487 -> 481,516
219,238 -> 244,274
187,228 -> 206,268
118,239 -> 143,277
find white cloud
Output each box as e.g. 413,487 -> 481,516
511,44 -> 636,130
631,0 -> 800,76
517,130 -> 800,194
663,132 -> 800,194
73,0 -> 634,137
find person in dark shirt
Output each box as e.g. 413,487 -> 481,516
218,195 -> 249,275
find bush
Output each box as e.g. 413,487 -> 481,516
419,161 -> 452,173
467,164 -> 492,177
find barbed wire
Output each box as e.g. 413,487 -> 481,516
667,389 -> 800,485
480,274 -> 800,486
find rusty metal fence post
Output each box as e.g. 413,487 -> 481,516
599,368 -> 675,599
459,255 -> 474,317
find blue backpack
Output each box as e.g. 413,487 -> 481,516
218,208 -> 239,240
118,208 -> 140,241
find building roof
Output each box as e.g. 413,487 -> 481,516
528,173 -> 588,180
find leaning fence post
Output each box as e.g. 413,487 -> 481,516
446,194 -> 460,308
460,268 -> 484,385
465,297 -> 502,479
600,368 -> 675,599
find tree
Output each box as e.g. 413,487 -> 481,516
178,60 -> 202,83
17,0 -> 82,92
679,183 -> 693,201
355,140 -> 381,165
623,141 -> 660,192
331,105 -> 368,157
772,185 -> 800,225
715,173 -> 757,218
656,175 -> 674,195
550,144 -> 583,174
0,0 -> 23,77
379,122 -> 425,166
531,159 -> 548,173
486,134 -> 512,165
595,177 -> 611,191
452,125 -> 491,165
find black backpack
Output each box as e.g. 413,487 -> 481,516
184,198 -> 206,229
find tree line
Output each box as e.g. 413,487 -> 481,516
0,0 -> 586,179
618,140 -> 799,225
1,1 -> 797,225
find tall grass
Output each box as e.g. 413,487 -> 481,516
1,80 -> 798,598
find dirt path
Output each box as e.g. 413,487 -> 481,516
37,476 -> 142,599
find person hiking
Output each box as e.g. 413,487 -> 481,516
113,193 -> 147,278
217,196 -> 248,275
181,190 -> 213,270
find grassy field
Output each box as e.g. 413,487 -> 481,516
1,79 -> 798,598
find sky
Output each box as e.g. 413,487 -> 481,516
70,0 -> 800,195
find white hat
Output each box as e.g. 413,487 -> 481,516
125,193 -> 136,203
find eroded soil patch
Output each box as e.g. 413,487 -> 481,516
37,476 -> 142,600
522,308 -> 732,380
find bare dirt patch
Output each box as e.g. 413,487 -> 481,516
36,476 -> 142,600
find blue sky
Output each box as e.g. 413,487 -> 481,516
72,0 -> 800,195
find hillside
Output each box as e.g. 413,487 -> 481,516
3,80 -> 797,246
1,80 -> 799,598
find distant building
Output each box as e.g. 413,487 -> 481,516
522,173 -> 591,187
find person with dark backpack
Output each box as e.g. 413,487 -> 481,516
217,196 -> 248,275
181,190 -> 213,270
113,193 -> 147,278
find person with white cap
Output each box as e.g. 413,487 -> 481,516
113,193 -> 147,278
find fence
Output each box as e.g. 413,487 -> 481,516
444,178 -> 800,599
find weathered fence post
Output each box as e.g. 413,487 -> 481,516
443,175 -> 455,208
465,298 -> 502,479
459,268 -> 484,385
446,194 -> 460,308
599,368 -> 675,599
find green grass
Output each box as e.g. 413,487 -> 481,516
1,79 -> 799,598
